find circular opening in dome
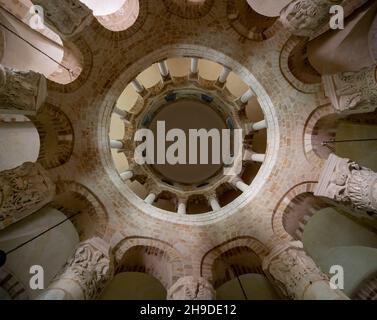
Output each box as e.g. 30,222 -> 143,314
148,98 -> 227,185
105,51 -> 277,222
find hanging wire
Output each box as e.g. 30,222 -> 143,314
0,211 -> 82,267
231,265 -> 248,300
0,6 -> 75,80
322,138 -> 377,146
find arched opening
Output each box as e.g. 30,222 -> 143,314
211,246 -> 279,300
0,206 -> 79,299
80,0 -> 140,32
302,207 -> 377,297
52,181 -> 109,241
310,111 -> 377,171
30,104 -> 74,170
227,0 -> 279,41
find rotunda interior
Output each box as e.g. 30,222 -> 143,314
0,0 -> 377,301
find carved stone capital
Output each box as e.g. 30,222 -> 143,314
280,0 -> 341,37
0,162 -> 55,229
33,0 -> 93,39
263,241 -> 348,300
38,237 -> 113,300
0,65 -> 47,116
323,65 -> 377,114
167,276 -> 215,300
314,154 -> 377,214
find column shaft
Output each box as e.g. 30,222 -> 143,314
263,241 -> 349,300
37,237 -> 113,300
314,153 -> 377,214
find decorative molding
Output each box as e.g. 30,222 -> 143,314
314,153 -> 377,214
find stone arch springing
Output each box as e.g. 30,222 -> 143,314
29,104 -> 74,170
93,0 -> 148,41
280,37 -> 322,94
271,181 -> 318,240
200,236 -> 268,286
113,237 -> 185,290
227,0 -> 281,42
304,104 -> 377,167
51,181 -> 109,240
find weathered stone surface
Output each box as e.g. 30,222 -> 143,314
33,0 -> 93,39
0,162 -> 55,229
0,65 -> 47,115
314,153 -> 377,214
263,241 -> 348,300
323,65 -> 377,114
280,0 -> 340,37
167,276 -> 215,300
38,237 -> 113,300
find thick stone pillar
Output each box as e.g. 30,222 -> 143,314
0,66 -> 47,116
37,237 -> 113,300
323,65 -> 377,114
263,241 -> 349,300
280,0 -> 341,37
0,162 -> 55,229
314,153 -> 377,214
167,276 -> 215,300
32,0 -> 93,39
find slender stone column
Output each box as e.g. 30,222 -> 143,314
144,193 -> 156,205
120,170 -> 133,180
0,65 -> 47,116
252,119 -> 267,131
177,199 -> 187,214
110,139 -> 124,150
314,153 -> 377,214
131,79 -> 145,94
240,88 -> 255,104
113,106 -> 130,120
190,58 -> 199,75
233,179 -> 249,193
323,65 -> 377,114
218,66 -> 231,84
208,194 -> 221,211
32,0 -> 93,39
157,60 -> 169,78
0,162 -> 55,230
37,237 -> 113,300
251,153 -> 266,163
280,0 -> 341,37
263,241 -> 349,300
167,276 -> 215,300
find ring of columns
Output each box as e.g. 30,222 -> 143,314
106,51 -> 275,222
1,0 -> 377,301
